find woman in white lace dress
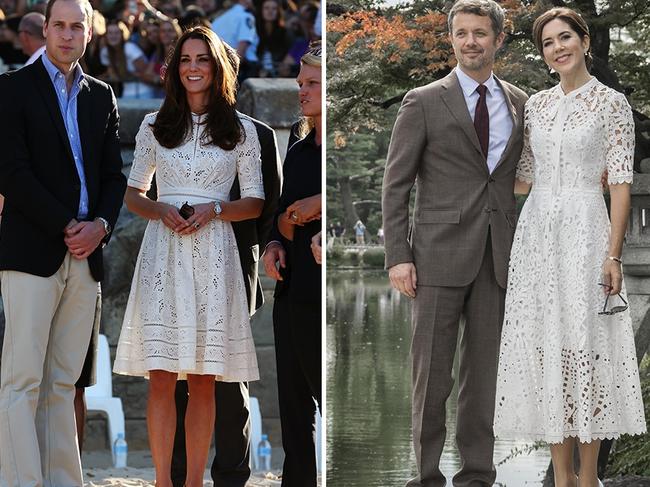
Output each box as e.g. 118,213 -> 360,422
494,8 -> 646,487
113,26 -> 264,487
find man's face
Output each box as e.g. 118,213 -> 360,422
44,0 -> 91,70
449,13 -> 504,74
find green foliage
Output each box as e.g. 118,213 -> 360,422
607,364 -> 650,476
327,245 -> 345,266
341,249 -> 361,266
362,247 -> 386,268
496,441 -> 547,467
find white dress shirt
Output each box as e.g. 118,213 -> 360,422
455,66 -> 513,173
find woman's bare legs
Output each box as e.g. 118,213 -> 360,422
577,439 -> 601,487
550,439 -> 578,487
184,374 -> 217,487
148,370 -> 179,487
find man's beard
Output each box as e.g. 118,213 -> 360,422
459,51 -> 491,71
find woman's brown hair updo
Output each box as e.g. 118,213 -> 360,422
532,7 -> 593,71
151,26 -> 243,151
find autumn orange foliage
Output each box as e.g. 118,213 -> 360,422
329,10 -> 449,65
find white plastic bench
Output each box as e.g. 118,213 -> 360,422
85,334 -> 126,467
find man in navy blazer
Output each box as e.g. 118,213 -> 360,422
0,0 -> 126,484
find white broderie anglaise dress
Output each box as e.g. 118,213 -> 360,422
494,78 -> 646,442
113,112 -> 263,382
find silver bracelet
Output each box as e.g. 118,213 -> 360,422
608,256 -> 623,264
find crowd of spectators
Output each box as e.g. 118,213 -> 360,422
0,0 -> 321,96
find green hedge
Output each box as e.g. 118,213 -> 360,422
608,363 -> 650,476
327,246 -> 385,268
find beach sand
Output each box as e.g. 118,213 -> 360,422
83,467 -> 282,486
81,450 -> 283,486
81,451 -> 320,486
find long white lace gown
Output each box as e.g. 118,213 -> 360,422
113,112 -> 263,382
494,78 -> 646,442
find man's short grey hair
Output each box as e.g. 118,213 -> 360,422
19,12 -> 45,40
447,0 -> 505,36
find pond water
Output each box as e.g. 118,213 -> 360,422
326,269 -> 551,487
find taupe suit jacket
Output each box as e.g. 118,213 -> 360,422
382,70 -> 528,289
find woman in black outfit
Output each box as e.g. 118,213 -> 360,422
263,41 -> 322,487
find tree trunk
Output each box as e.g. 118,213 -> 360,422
338,176 -> 360,235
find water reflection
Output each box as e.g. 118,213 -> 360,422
327,270 -> 550,486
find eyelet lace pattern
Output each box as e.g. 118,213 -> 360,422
113,112 -> 264,381
494,79 -> 646,442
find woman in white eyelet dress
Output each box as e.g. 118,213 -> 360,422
113,110 -> 263,381
494,7 -> 645,487
112,26 -> 264,487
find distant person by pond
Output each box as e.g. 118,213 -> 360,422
354,219 -> 365,245
328,221 -> 345,248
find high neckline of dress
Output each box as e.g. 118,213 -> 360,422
191,112 -> 206,122
556,76 -> 597,98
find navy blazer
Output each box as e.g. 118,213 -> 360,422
0,58 -> 127,281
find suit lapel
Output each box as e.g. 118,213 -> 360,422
439,71 -> 484,159
77,77 -> 94,177
32,58 -> 75,164
491,76 -> 521,173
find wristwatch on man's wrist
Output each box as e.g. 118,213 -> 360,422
213,201 -> 223,218
96,217 -> 111,248
96,217 -> 111,236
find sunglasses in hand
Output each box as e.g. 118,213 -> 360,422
598,282 -> 628,315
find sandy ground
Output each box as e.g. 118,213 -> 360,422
83,468 -> 283,486
81,451 -> 320,486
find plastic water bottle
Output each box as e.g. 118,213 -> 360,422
257,434 -> 272,471
113,433 -> 128,468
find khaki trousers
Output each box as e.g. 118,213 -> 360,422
0,254 -> 99,487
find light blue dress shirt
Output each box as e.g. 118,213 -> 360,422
455,66 -> 513,174
212,4 -> 259,63
42,52 -> 89,220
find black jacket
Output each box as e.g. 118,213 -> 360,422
231,113 -> 282,315
0,58 -> 127,281
270,128 -> 321,304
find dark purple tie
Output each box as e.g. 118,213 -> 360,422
474,84 -> 489,159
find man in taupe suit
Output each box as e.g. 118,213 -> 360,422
382,1 -> 528,486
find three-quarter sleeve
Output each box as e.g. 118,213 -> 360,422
236,120 -> 265,200
128,113 -> 157,191
606,92 -> 635,185
515,99 -> 535,184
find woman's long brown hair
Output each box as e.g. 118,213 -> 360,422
106,19 -> 130,81
151,26 -> 243,150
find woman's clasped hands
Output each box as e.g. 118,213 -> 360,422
157,202 -> 219,235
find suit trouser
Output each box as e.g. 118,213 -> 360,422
171,381 -> 251,487
407,236 -> 505,487
273,295 -> 321,487
0,254 -> 98,487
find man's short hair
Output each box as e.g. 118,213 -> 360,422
447,0 -> 505,36
45,0 -> 93,25
18,12 -> 45,40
